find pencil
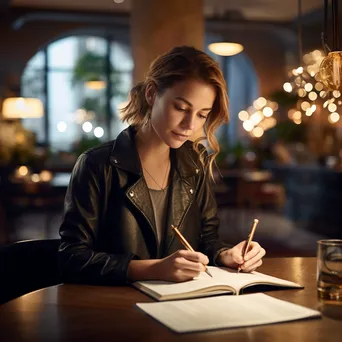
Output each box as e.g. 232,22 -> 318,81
171,225 -> 213,278
238,218 -> 259,273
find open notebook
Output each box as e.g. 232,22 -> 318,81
133,266 -> 303,301
136,293 -> 321,333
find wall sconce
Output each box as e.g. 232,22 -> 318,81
319,0 -> 342,91
1,97 -> 44,119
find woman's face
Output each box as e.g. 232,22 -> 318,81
149,79 -> 216,148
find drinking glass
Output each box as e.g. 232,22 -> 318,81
317,239 -> 342,301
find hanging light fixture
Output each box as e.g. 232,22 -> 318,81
319,0 -> 342,91
208,42 -> 244,56
85,80 -> 106,90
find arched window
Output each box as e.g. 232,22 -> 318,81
21,35 -> 133,153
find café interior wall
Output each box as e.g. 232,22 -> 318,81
0,11 -> 332,103
0,18 -> 106,100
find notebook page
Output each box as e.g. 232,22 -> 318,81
135,271 -> 230,298
136,293 -> 320,333
208,267 -> 302,293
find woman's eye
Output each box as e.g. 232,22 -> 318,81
199,114 -> 208,120
175,105 -> 187,112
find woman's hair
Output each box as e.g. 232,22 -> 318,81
120,45 -> 229,180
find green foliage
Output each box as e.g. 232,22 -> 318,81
216,139 -> 248,167
72,52 -> 111,85
72,135 -> 102,157
269,90 -> 299,108
265,120 -> 307,143
228,141 -> 246,159
72,51 -> 127,98
266,89 -> 306,143
81,98 -> 106,118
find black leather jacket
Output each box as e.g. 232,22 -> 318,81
59,126 -> 229,285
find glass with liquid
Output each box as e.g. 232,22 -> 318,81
317,240 -> 342,301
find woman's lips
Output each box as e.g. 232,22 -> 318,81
172,131 -> 189,141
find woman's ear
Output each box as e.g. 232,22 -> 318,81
145,82 -> 156,106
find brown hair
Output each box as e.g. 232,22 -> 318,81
120,46 -> 229,180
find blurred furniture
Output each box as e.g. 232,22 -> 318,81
268,166 -> 342,238
1,172 -> 70,240
0,239 -> 61,305
1,257 -> 341,341
0,198 -> 9,245
212,170 -> 240,208
217,169 -> 284,210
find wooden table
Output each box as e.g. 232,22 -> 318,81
1,257 -> 341,342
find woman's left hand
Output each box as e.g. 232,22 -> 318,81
218,241 -> 266,272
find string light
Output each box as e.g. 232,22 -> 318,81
238,97 -> 278,138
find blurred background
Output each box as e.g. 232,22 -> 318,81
0,0 -> 341,256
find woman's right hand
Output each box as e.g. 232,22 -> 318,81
153,250 -> 209,282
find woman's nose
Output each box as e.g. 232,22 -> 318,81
181,113 -> 196,130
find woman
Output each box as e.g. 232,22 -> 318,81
59,46 -> 265,285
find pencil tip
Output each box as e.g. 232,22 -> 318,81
206,269 -> 213,278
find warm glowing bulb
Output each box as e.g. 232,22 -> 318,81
250,111 -> 263,125
238,110 -> 249,121
243,120 -> 254,132
308,92 -> 318,101
263,107 -> 273,117
252,127 -> 264,138
18,165 -> 28,176
293,111 -> 302,120
298,89 -> 307,97
333,90 -> 341,98
328,112 -> 340,123
254,97 -> 267,109
301,101 -> 310,111
31,174 -> 40,183
40,170 -> 53,182
315,82 -> 324,91
304,83 -> 313,92
319,51 -> 342,91
328,103 -> 337,112
283,82 -> 293,93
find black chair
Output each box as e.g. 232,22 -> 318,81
0,239 -> 61,305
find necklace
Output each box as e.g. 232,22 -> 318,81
142,160 -> 170,191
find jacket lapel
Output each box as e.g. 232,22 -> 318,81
163,146 -> 200,255
126,178 -> 158,248
109,127 -> 158,253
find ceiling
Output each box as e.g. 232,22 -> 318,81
11,0 -> 324,22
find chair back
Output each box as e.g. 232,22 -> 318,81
0,239 -> 61,305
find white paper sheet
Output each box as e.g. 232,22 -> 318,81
136,293 -> 320,333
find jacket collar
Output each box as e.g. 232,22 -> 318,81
109,126 -> 142,176
109,125 -> 200,179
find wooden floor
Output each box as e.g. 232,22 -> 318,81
3,206 -> 325,257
